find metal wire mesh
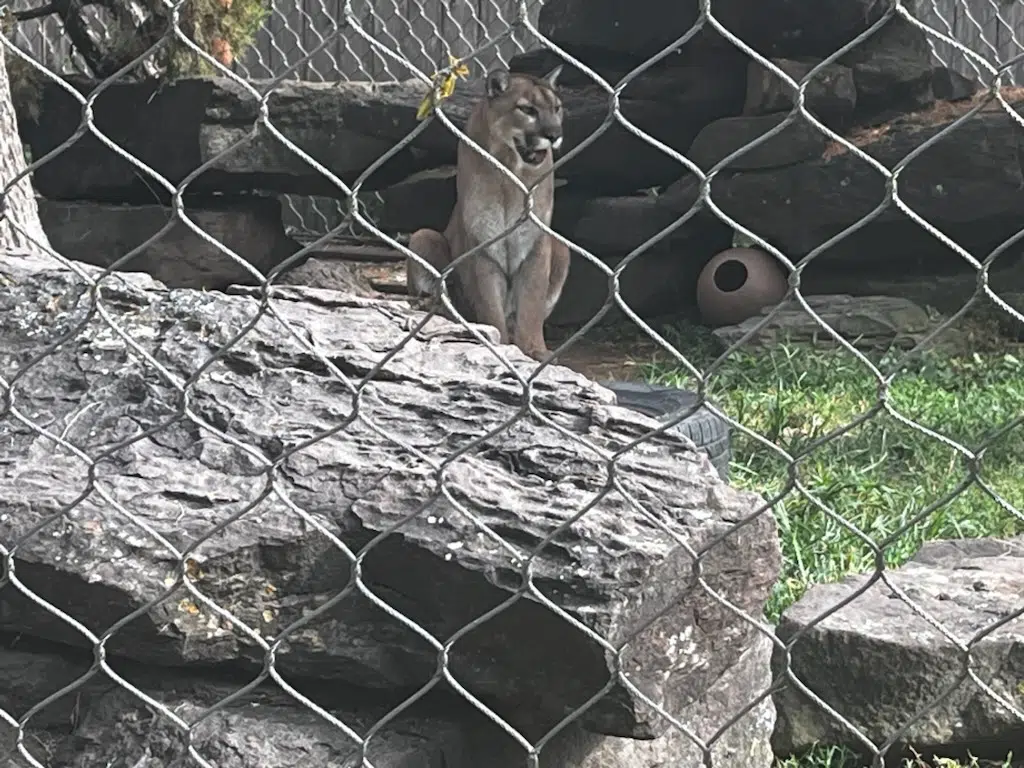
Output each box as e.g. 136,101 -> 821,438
0,0 -> 1023,767
7,0 -> 1024,236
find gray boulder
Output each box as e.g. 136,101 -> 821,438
837,15 -> 935,122
59,682 -> 475,768
0,252 -> 781,740
774,536 -> 1024,758
545,632 -> 777,766
686,113 -> 829,173
742,59 -> 857,125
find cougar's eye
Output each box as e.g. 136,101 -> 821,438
517,104 -> 538,117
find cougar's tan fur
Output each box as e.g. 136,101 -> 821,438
406,65 -> 571,362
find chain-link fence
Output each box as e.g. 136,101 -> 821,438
10,0 -> 1024,241
2,0 -> 1024,767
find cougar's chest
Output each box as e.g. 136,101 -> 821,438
462,188 -> 547,276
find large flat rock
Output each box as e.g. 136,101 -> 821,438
546,632 -> 777,766
0,252 -> 780,739
5,668 -> 480,768
774,537 -> 1024,757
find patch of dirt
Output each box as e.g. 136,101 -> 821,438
548,323 -> 667,382
549,334 -> 658,381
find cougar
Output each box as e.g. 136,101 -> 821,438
405,65 -> 571,362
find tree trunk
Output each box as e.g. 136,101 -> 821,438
0,41 -> 52,258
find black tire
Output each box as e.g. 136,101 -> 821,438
600,380 -> 732,482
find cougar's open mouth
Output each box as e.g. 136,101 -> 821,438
515,142 -> 547,165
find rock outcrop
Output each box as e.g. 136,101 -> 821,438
0,251 -> 782,764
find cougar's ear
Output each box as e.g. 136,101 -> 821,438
486,68 -> 510,98
542,63 -> 563,89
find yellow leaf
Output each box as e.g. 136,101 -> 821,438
416,55 -> 472,122
178,598 -> 200,615
416,92 -> 436,121
438,73 -> 457,100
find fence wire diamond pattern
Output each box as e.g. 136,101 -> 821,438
1,0 -> 1024,767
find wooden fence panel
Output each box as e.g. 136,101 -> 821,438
994,1 -> 1024,82
914,0 -> 1024,84
298,0 -> 341,82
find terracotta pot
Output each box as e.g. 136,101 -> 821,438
696,247 -> 787,327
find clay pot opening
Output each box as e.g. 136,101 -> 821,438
713,259 -> 749,293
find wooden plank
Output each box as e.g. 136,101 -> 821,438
474,0 -> 539,71
17,10 -> 90,75
301,0 -> 343,82
915,0 -> 961,78
910,0 -> 1017,86
395,0 -> 422,75
444,0 -> 483,64
330,0 -> 372,80
512,0 -> 546,64
474,0 -> 511,72
952,0 -> 1003,82
358,0 -> 398,80
263,0 -> 293,79
368,0 -> 413,80
296,0 -> 316,81
240,22 -> 275,78
994,0 -> 1024,84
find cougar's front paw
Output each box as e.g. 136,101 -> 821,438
523,346 -> 553,363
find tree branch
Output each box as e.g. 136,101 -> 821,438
51,0 -> 110,76
13,2 -> 57,21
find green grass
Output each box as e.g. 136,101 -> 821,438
637,322 -> 1024,768
773,746 -> 1016,768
